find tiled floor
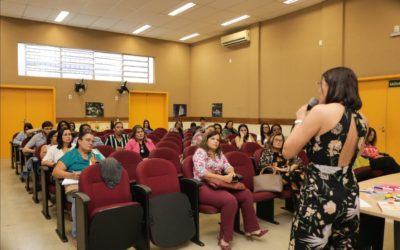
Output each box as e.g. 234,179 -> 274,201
0,158 -> 395,250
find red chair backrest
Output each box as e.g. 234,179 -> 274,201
227,134 -> 237,141
94,145 -> 115,157
220,144 -> 238,154
149,147 -> 182,174
35,144 -> 46,161
182,155 -> 195,179
183,140 -> 191,148
240,142 -> 262,156
21,137 -> 31,148
12,132 -> 19,140
225,151 -> 255,190
250,133 -> 257,141
146,134 -> 160,145
79,164 -> 132,217
154,128 -> 167,136
183,145 -> 198,158
151,131 -> 164,139
253,148 -> 264,168
298,150 -> 309,167
165,132 -> 182,140
109,150 -> 142,182
136,158 -> 180,198
160,137 -> 182,151
156,141 -> 181,154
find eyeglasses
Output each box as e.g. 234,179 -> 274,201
43,127 -> 53,130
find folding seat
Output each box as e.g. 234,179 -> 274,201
109,150 -> 143,184
75,164 -> 148,250
149,147 -> 182,174
183,145 -> 198,158
181,156 -> 241,246
94,145 -> 115,157
156,141 -> 181,155
41,164 -> 56,219
10,132 -> 19,169
240,142 -> 262,157
225,151 -> 278,224
220,143 -> 238,154
146,133 -> 160,145
133,158 -> 195,247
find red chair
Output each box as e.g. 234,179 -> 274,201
146,134 -> 160,145
165,131 -> 182,140
134,159 -> 195,247
154,128 -> 167,136
123,128 -> 132,134
151,131 -> 164,139
298,150 -> 309,167
183,140 -> 191,148
250,133 -> 257,141
240,142 -> 262,157
109,150 -> 143,184
160,137 -> 183,152
94,145 -> 115,157
30,144 -> 46,203
183,145 -> 198,158
253,148 -> 264,169
225,151 -> 278,224
10,132 -> 19,169
156,141 -> 181,155
220,144 -> 238,154
149,147 -> 182,174
75,164 -> 148,250
227,134 -> 237,142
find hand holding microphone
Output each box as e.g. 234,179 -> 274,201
295,97 -> 319,123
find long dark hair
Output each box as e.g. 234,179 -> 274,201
270,124 -> 282,135
57,128 -> 72,149
238,124 -> 250,141
260,123 -> 270,144
199,131 -> 222,157
366,127 -> 377,146
46,130 -> 58,144
174,120 -> 183,137
79,123 -> 91,134
143,120 -> 152,130
24,122 -> 33,131
224,120 -> 233,129
322,67 -> 362,111
57,120 -> 71,131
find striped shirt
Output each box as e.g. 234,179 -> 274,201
105,134 -> 129,149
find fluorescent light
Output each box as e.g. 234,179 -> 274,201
168,2 -> 196,16
54,11 -> 69,23
132,25 -> 151,34
221,15 -> 250,26
180,33 -> 199,41
283,0 -> 299,4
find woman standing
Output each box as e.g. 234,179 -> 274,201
283,67 -> 368,249
125,125 -> 156,159
234,124 -> 255,149
193,131 -> 267,250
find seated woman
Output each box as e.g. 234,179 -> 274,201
214,123 -> 223,134
259,133 -> 304,192
57,120 -> 71,131
270,124 -> 282,135
234,124 -> 255,149
42,128 -> 73,168
39,130 -> 59,160
13,122 -> 35,146
191,125 -> 215,147
104,121 -> 129,150
170,120 -> 184,138
361,127 -> 400,175
193,131 -> 267,250
257,123 -> 270,147
143,119 -> 153,134
221,120 -> 238,140
52,131 -> 104,238
125,125 -> 156,159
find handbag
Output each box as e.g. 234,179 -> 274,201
204,176 -> 245,191
253,167 -> 283,192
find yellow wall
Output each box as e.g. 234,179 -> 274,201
0,17 -> 191,118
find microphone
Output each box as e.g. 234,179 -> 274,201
307,97 -> 319,111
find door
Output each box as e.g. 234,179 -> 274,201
0,85 -> 55,158
386,86 -> 400,162
129,91 -> 168,130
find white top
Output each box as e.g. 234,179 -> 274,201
42,145 -> 69,164
256,134 -> 268,145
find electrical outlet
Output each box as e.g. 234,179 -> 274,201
395,25 -> 400,33
115,95 -> 119,101
68,94 -> 72,100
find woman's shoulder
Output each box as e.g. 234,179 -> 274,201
194,147 -> 207,156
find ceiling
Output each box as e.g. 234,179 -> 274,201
0,0 -> 326,44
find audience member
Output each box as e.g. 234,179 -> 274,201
125,125 -> 155,159
22,121 -> 53,155
72,123 -> 104,147
193,131 -> 267,249
143,119 -> 153,134
214,123 -> 223,134
170,120 -> 184,138
185,122 -> 197,134
200,117 -> 206,129
234,124 -> 255,149
257,123 -> 270,146
13,122 -> 35,146
42,128 -> 73,168
57,120 -> 71,131
191,125 -> 215,146
221,120 -> 238,140
270,124 -> 282,135
104,121 -> 129,150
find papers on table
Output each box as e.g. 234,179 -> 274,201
62,178 -> 79,185
359,198 -> 371,208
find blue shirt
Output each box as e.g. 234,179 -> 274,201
59,148 -> 104,172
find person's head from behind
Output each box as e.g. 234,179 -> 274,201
224,120 -> 234,129
79,123 -> 92,134
214,123 -> 223,134
320,67 -> 362,111
268,133 -> 285,152
260,123 -> 270,135
200,117 -> 206,126
193,126 -> 203,136
131,125 -> 146,142
205,125 -> 215,134
200,131 -> 221,155
24,122 -> 33,132
41,121 -> 54,136
366,127 -> 377,146
270,124 -> 282,135
46,130 -> 58,145
143,120 -> 151,130
114,122 -> 124,136
238,124 -> 250,139
190,122 -> 197,130
57,120 -> 70,131
76,131 -> 94,152
57,128 -> 72,149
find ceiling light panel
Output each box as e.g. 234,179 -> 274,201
54,11 -> 69,22
133,24 -> 151,34
221,15 -> 249,26
168,2 -> 196,16
180,33 -> 199,41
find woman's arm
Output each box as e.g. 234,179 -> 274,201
235,136 -> 243,149
52,161 -> 79,180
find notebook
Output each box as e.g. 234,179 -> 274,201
377,200 -> 400,212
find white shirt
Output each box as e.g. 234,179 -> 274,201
42,145 -> 70,164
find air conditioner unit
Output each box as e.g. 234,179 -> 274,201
221,30 -> 250,47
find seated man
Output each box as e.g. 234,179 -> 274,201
104,121 -> 129,150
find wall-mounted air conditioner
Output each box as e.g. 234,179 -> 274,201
221,30 -> 250,47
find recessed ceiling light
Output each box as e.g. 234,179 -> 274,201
221,15 -> 250,26
168,2 -> 196,16
132,25 -> 151,34
54,11 -> 69,23
180,33 -> 199,41
283,0 -> 299,4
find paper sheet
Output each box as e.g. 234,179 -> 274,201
62,178 -> 79,185
360,198 -> 371,208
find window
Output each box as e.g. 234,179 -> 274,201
18,43 -> 155,84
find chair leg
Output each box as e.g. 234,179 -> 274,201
41,170 -> 51,219
256,199 -> 279,225
32,169 -> 40,203
190,211 -> 205,246
55,179 -> 68,242
25,171 -> 32,193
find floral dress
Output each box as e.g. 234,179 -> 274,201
289,108 -> 367,250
